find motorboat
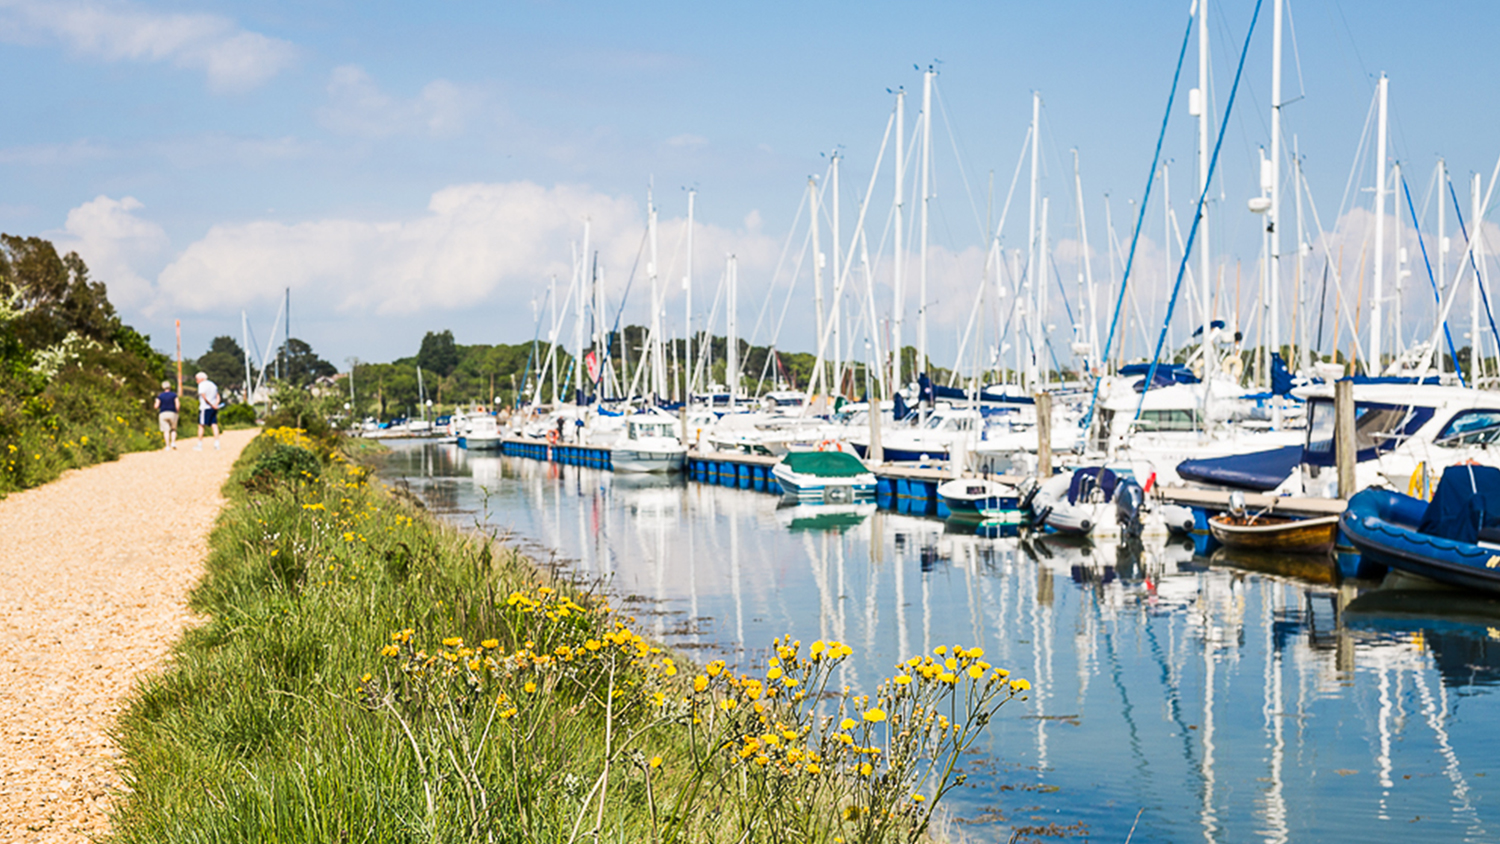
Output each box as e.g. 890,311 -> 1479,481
770,450 -> 876,504
1297,381 -> 1500,498
458,414 -> 502,450
611,414 -> 687,473
937,477 -> 1021,520
1341,464 -> 1500,594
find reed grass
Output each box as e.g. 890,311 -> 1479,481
114,428 -> 1029,843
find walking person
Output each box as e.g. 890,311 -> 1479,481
194,371 -> 222,451
153,380 -> 179,450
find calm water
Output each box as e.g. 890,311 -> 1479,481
381,441 -> 1500,843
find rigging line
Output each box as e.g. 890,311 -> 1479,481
746,176 -> 816,348
1300,163 -> 1367,365
1416,158 -> 1440,224
1314,258 -> 1330,352
1446,176 -> 1500,361
1336,87 -> 1380,227
1050,254 -> 1078,331
1136,0 -> 1266,425
932,79 -> 989,243
1079,8 -> 1196,433
1400,169 -> 1464,385
594,225 -> 650,391
1285,0 -> 1308,101
517,284 -> 552,401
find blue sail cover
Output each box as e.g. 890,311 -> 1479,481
1120,363 -> 1200,392
1418,464 -> 1500,544
1271,353 -> 1293,396
1176,445 -> 1303,492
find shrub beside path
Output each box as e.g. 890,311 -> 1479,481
0,429 -> 257,843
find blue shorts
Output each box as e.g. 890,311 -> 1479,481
200,406 -> 219,426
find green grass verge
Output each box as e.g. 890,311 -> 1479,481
114,428 -> 1028,843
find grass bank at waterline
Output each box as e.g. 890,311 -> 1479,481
115,429 -> 1032,843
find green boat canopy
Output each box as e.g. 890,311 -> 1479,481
780,450 -> 870,478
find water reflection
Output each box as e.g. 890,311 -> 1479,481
380,442 -> 1499,843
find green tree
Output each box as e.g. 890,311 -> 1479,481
197,335 -> 248,396
276,337 -> 336,387
418,330 -> 459,377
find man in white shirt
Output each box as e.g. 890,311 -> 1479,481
194,371 -> 222,451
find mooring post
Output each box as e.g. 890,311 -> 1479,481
1035,391 -> 1052,478
1335,378 -> 1356,498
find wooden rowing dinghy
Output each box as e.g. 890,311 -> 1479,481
1208,513 -> 1340,554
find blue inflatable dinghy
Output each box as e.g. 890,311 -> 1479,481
1341,465 -> 1500,594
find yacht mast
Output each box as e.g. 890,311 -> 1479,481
726,255 -> 739,410
1269,0 -> 1283,375
684,189 -> 695,400
832,152 -> 843,398
1369,73 -> 1389,373
811,174 -> 825,397
574,222 -> 589,404
1196,0 -> 1214,375
1072,149 -> 1098,375
1475,173 -> 1485,385
648,185 -> 663,400
919,67 -> 934,386
892,89 -> 906,393
1026,91 -> 1041,388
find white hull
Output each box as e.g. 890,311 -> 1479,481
612,447 -> 687,473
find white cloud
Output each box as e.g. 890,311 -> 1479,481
317,65 -> 484,138
151,182 -> 778,330
51,195 -> 169,309
0,0 -> 295,92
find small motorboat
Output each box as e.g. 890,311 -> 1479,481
771,450 -> 877,504
1341,464 -> 1500,594
458,414 -> 502,450
1208,493 -> 1339,554
611,414 -> 687,473
937,477 -> 1021,519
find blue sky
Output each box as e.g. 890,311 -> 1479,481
4,0 -> 1497,371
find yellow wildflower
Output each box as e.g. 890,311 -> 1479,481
863,708 -> 887,723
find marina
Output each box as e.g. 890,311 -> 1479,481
385,439 -> 1500,842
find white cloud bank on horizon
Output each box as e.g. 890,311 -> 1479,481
53,182 -> 1500,367
0,0 -> 296,92
138,182 -> 781,326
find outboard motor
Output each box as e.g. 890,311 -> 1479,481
1115,479 -> 1146,540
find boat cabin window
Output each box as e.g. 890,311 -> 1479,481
1304,400 -> 1335,454
1305,399 -> 1433,455
1436,409 -> 1500,446
1133,409 -> 1199,432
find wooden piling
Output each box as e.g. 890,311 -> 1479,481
1335,379 -> 1356,498
1035,391 -> 1052,478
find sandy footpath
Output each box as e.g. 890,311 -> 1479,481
0,429 -> 256,843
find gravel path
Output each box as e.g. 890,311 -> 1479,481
0,429 -> 256,843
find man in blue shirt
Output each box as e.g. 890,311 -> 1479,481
153,380 -> 179,450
